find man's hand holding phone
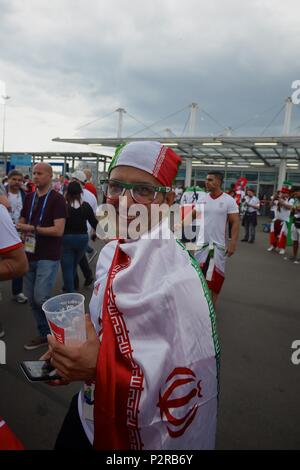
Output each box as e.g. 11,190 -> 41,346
20,360 -> 62,382
39,350 -> 70,386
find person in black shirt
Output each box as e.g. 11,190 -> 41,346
61,182 -> 98,293
18,163 -> 67,350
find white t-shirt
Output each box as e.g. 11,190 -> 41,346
199,192 -> 239,247
277,198 -> 294,222
7,191 -> 23,225
0,205 -> 22,254
245,196 -> 260,213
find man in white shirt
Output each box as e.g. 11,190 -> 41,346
195,172 -> 240,306
268,183 -> 294,255
0,204 -> 28,337
6,170 -> 28,303
241,187 -> 260,244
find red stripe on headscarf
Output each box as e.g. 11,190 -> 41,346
93,243 -> 144,450
154,147 -> 182,187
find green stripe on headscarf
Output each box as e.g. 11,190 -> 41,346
108,142 -> 128,174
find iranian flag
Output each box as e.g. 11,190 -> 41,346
91,220 -> 220,450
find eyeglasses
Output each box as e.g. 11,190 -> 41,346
102,179 -> 172,204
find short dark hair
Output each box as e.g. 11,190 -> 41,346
8,170 -> 23,179
207,171 -> 224,183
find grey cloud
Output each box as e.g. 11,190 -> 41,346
1,0 -> 300,152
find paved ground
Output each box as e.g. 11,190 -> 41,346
0,220 -> 300,450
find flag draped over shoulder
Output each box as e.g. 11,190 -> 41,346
93,222 -> 220,450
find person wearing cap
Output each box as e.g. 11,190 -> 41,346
268,181 -> 294,255
44,141 -> 219,451
72,170 -> 97,214
241,187 -> 260,243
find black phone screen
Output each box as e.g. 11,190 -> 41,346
20,361 -> 61,381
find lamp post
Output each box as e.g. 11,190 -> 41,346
1,94 -> 10,153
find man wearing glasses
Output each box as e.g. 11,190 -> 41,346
45,141 -> 219,451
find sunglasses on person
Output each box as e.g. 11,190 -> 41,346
102,179 -> 172,204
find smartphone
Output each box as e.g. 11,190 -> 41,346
20,360 -> 61,382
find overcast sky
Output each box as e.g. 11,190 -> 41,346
1,0 -> 300,153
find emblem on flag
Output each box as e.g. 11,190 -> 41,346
157,367 -> 202,438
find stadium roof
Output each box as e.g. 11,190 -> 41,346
52,136 -> 300,169
0,151 -> 108,162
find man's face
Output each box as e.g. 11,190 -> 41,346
32,164 -> 52,189
109,165 -> 175,236
205,174 -> 221,192
8,175 -> 23,191
246,190 -> 254,197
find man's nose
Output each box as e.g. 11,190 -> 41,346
123,189 -> 135,205
118,190 -> 134,210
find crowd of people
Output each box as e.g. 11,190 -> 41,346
0,142 -> 299,450
176,178 -> 300,264
267,183 -> 300,264
0,165 -> 99,345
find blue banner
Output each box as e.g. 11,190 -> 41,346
10,154 -> 32,167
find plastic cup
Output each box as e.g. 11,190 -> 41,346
42,293 -> 86,345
